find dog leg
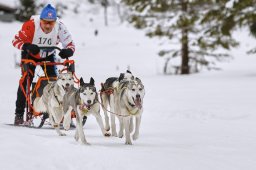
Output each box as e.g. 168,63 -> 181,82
93,111 -> 111,137
49,113 -> 54,126
49,107 -> 66,136
110,113 -> 117,137
75,108 -> 89,145
129,117 -> 134,133
101,94 -> 110,131
56,124 -> 66,136
118,116 -> 124,138
133,115 -> 141,140
74,127 -> 79,141
110,94 -> 117,136
63,106 -> 72,131
124,117 -> 132,145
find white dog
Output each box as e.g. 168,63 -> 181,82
33,72 -> 74,136
100,70 -> 134,136
115,77 -> 145,144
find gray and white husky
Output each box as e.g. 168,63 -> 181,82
116,77 -> 145,145
100,70 -> 134,136
33,72 -> 74,136
62,77 -> 110,145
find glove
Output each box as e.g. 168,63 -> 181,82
59,48 -> 74,59
22,43 -> 40,55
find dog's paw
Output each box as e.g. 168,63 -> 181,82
125,141 -> 133,145
81,140 -> 90,145
82,142 -> 90,145
59,133 -> 66,136
74,134 -> 79,141
118,132 -> 123,138
63,124 -> 70,131
104,132 -> 111,137
132,134 -> 139,140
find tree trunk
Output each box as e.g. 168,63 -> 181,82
181,0 -> 189,74
116,3 -> 123,23
103,0 -> 108,26
163,57 -> 170,74
104,6 -> 108,26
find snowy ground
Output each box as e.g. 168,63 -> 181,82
0,3 -> 256,170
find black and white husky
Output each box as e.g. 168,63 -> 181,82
100,70 -> 134,136
33,72 -> 74,136
62,77 -> 110,145
116,77 -> 145,145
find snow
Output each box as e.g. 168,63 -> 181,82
0,3 -> 256,170
0,0 -> 17,8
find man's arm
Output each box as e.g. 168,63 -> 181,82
12,20 -> 35,50
58,21 -> 75,53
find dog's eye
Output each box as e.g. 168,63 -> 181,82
132,89 -> 135,91
139,88 -> 143,91
69,78 -> 72,81
83,93 -> 87,95
62,78 -> 65,81
91,92 -> 93,95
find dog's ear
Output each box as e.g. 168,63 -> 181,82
89,77 -> 95,86
126,70 -> 132,74
135,77 -> 141,83
119,73 -> 124,82
80,77 -> 85,86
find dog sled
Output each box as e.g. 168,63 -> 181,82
19,46 -> 79,128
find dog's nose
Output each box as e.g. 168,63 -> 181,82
87,100 -> 91,104
136,94 -> 140,98
66,83 -> 70,87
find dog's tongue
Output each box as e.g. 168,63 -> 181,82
62,85 -> 70,92
134,98 -> 142,109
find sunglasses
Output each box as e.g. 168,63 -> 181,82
41,20 -> 56,26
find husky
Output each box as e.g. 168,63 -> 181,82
100,70 -> 134,136
115,77 -> 145,145
33,72 -> 74,136
62,77 -> 110,145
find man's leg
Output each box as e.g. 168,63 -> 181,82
14,63 -> 35,125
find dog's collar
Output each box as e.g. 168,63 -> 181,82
126,104 -> 140,115
79,100 -> 96,113
79,103 -> 89,114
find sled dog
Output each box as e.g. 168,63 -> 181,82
115,77 -> 145,144
33,72 -> 74,136
100,70 -> 134,136
63,77 -> 110,145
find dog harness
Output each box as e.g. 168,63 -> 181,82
48,82 -> 62,106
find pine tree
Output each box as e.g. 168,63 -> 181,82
228,0 -> 256,54
122,0 -> 238,74
16,0 -> 36,22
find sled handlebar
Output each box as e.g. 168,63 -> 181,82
21,46 -> 75,72
38,46 -> 61,51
